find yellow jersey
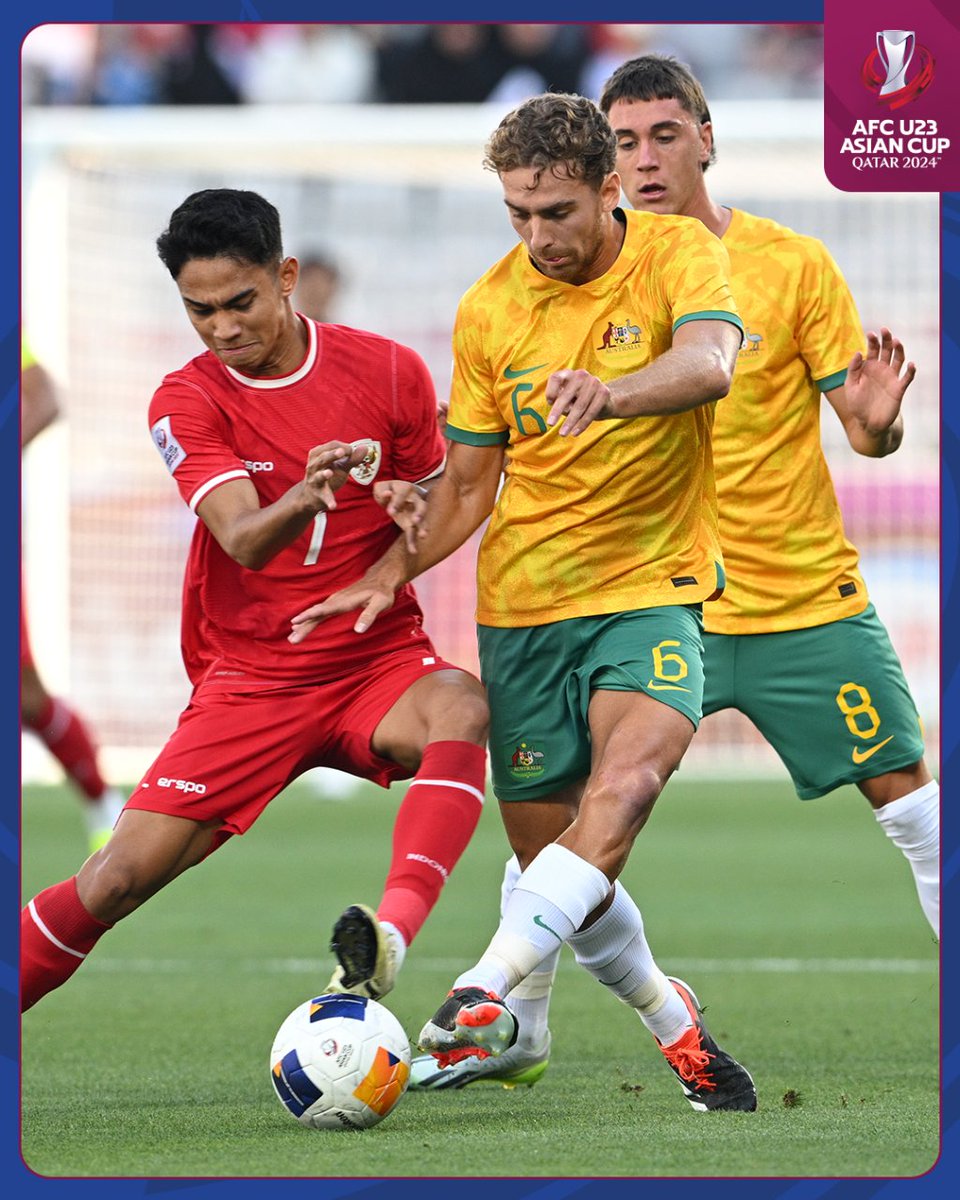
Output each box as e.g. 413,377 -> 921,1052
706,208 -> 868,634
445,207 -> 742,628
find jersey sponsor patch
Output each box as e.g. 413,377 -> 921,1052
151,416 -> 187,474
349,439 -> 382,485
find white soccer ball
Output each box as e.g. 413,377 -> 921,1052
269,993 -> 411,1130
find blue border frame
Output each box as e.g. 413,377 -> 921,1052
3,3 -> 953,1197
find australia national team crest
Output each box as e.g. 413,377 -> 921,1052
593,313 -> 643,357
508,741 -> 545,780
348,439 -> 382,485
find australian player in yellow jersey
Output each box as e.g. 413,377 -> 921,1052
598,54 -> 937,938
393,59 -> 937,1096
291,92 -> 757,1112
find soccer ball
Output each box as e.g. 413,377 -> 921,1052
269,993 -> 411,1130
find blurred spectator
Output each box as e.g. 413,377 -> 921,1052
242,24 -> 376,103
375,23 -> 592,105
579,24 -> 691,102
743,24 -> 824,96
21,24 -> 97,104
21,22 -> 826,109
375,24 -> 507,102
487,24 -> 591,104
157,25 -> 243,105
88,25 -> 185,106
294,252 -> 342,323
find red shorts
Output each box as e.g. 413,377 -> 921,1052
127,648 -> 463,837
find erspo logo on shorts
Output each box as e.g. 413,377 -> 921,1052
157,776 -> 207,795
151,416 -> 187,474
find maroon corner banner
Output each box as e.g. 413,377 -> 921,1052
824,0 -> 960,191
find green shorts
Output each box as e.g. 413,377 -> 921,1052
702,604 -> 926,799
478,606 -> 704,802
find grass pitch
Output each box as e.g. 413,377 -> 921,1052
20,775 -> 939,1179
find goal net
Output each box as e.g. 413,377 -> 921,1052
21,100 -> 939,784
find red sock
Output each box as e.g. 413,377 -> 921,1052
21,877 -> 111,1011
25,696 -> 107,801
377,740 -> 486,946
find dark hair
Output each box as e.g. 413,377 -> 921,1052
156,188 -> 284,279
483,92 -> 616,190
599,55 -> 716,171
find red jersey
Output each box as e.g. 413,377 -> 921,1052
148,316 -> 446,687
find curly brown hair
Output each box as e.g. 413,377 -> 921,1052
483,92 -> 617,189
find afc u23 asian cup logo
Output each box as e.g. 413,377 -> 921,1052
861,30 -> 934,109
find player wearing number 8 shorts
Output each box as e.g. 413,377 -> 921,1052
702,607 -> 925,801
597,53 -> 940,942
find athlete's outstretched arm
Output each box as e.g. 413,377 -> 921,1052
290,440 -> 503,639
197,440 -> 369,570
825,327 -> 915,458
545,317 -> 741,437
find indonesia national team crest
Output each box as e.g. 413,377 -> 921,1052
861,30 -> 935,108
348,440 -> 382,485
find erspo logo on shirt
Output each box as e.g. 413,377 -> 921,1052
151,415 -> 187,474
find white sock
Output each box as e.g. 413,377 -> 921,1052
498,855 -> 557,1051
455,843 -> 610,997
568,882 -> 691,1046
499,853 -> 522,912
873,780 -> 939,937
379,921 -> 408,972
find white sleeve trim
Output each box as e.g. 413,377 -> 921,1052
189,469 -> 249,512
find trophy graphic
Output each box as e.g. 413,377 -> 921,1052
876,29 -> 915,96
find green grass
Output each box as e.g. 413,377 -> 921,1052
20,776 -> 939,1178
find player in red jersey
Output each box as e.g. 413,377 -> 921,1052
21,188 -> 489,1013
21,339 -> 125,853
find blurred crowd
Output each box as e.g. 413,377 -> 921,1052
22,22 -> 824,108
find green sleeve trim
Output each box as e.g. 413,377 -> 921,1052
816,368 -> 848,393
672,310 -> 744,335
445,424 -> 510,447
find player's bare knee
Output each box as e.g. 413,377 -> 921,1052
449,687 -> 489,744
77,856 -> 140,922
426,674 -> 489,744
78,844 -> 170,921
586,763 -> 664,834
